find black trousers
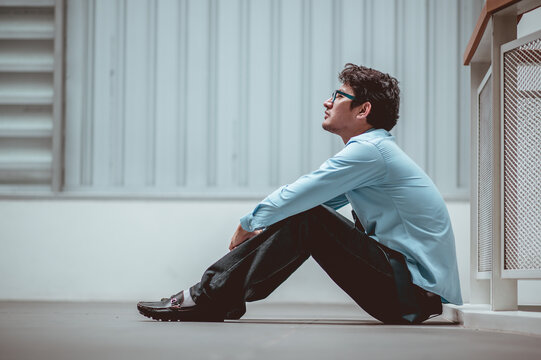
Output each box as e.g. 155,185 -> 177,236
190,205 -> 442,324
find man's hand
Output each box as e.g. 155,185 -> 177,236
229,224 -> 262,251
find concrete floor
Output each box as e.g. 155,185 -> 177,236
1,301 -> 540,360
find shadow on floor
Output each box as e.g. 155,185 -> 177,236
227,318 -> 456,326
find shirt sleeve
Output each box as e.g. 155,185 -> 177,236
240,140 -> 386,231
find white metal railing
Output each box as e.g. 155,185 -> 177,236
501,30 -> 541,279
476,67 -> 493,279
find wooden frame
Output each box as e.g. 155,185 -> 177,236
464,0 -> 541,65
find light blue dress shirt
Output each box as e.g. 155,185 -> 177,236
240,128 -> 463,305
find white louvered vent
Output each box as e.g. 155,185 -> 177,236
502,34 -> 541,274
477,70 -> 493,274
0,1 -> 61,189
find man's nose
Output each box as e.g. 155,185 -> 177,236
323,98 -> 333,108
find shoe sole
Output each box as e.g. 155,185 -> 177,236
137,303 -> 224,322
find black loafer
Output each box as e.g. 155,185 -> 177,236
137,291 -> 224,322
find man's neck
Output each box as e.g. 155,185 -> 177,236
341,126 -> 374,144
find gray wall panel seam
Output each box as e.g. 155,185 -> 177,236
331,0 -> 342,156
276,0 -> 281,186
108,0 -> 114,187
301,0 -> 306,173
422,0 -> 428,172
330,0 -> 337,157
429,0 -> 436,179
456,0 -> 462,191
301,0 -> 310,174
245,0 -> 251,187
400,0 -> 405,147
145,0 -> 151,186
270,0 -> 281,187
360,0 -> 365,68
90,0 -> 96,186
236,0 -> 245,187
177,0 -> 188,187
431,0 -> 437,181
153,0 -> 157,186
80,0 -> 86,186
182,0 -> 188,187
177,0 -> 184,187
206,0 -> 218,187
207,0 -> 212,186
336,0 -> 343,156
109,0 -> 118,186
424,0 -> 430,176
307,0 -> 312,172
120,0 -> 127,186
394,0 -> 401,145
393,0 -> 396,142
82,0 -> 95,186
145,0 -> 157,187
238,0 -> 250,187
368,0 -> 373,66
269,0 -> 275,187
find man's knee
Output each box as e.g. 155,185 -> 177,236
291,205 -> 333,223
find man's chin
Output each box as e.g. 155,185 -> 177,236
322,122 -> 335,133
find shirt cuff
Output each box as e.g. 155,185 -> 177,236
240,213 -> 254,232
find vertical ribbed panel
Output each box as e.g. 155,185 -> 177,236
477,73 -> 493,273
62,0 -> 482,197
237,0 -> 249,187
111,0 -> 126,187
269,0 -> 281,187
503,37 -> 541,272
0,5 -> 58,187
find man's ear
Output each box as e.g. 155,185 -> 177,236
357,101 -> 371,119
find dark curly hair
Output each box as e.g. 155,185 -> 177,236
338,63 -> 400,131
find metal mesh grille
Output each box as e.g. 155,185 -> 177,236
503,37 -> 541,271
478,74 -> 493,273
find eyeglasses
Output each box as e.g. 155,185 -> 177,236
331,90 -> 355,103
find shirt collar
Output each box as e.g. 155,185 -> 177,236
346,128 -> 390,145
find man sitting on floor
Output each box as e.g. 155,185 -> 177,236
137,63 -> 463,324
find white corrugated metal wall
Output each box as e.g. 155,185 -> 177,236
61,0 -> 483,199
